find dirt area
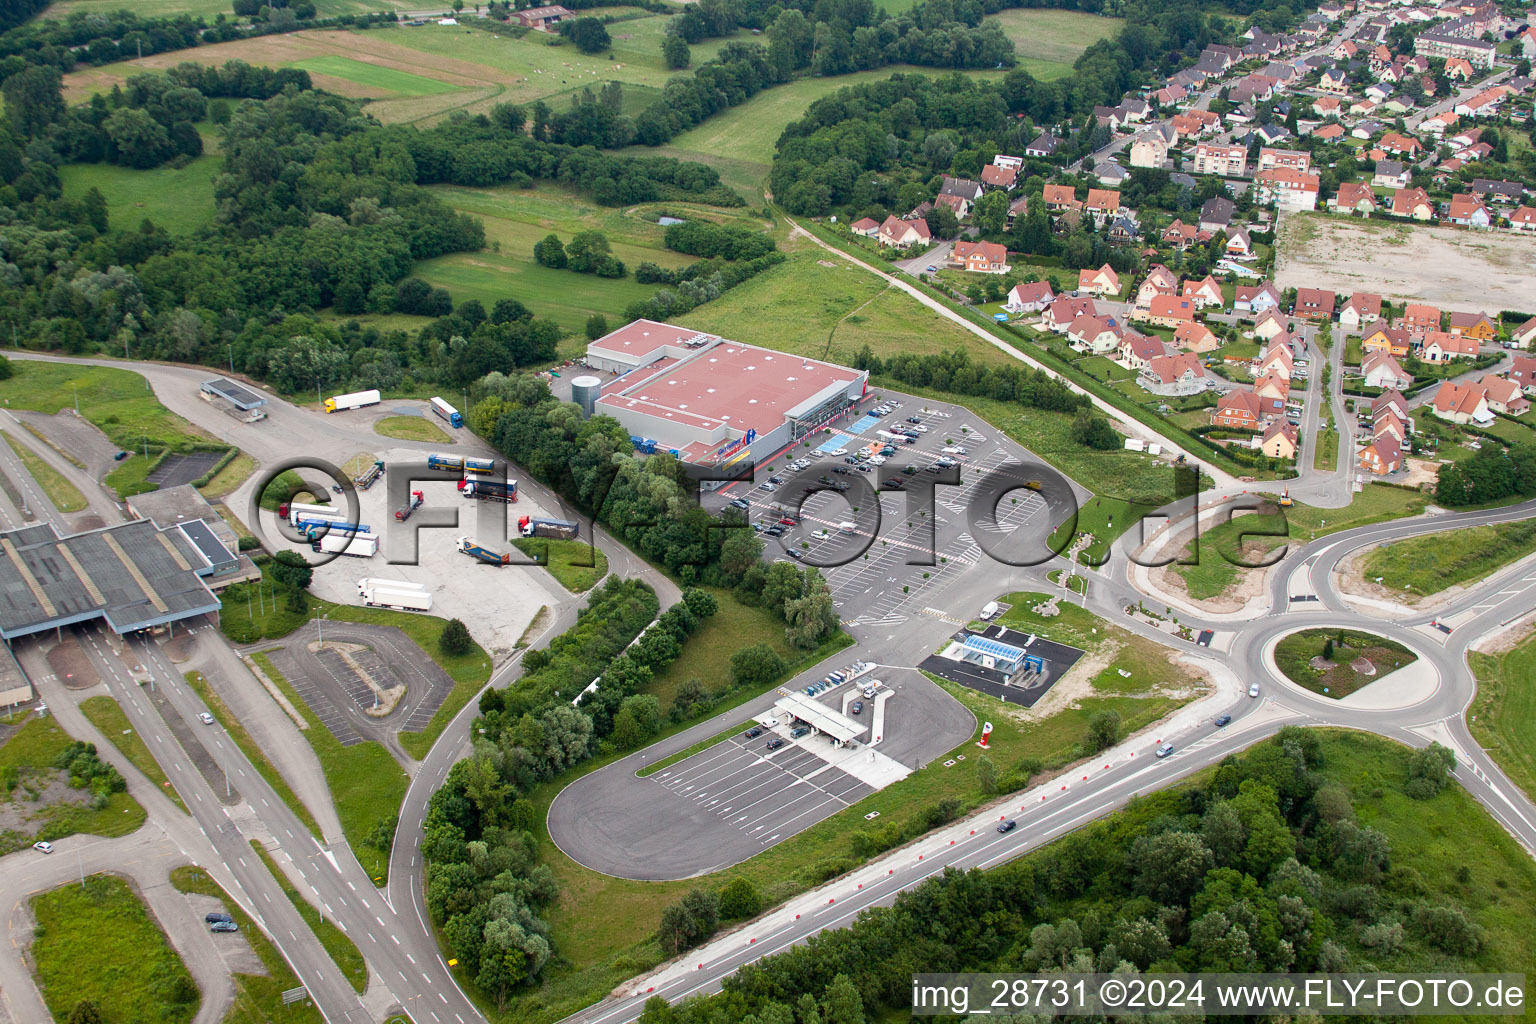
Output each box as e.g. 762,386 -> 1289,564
1149,522 -> 1275,615
46,640 -> 98,690
0,773 -> 91,850
1399,458 -> 1440,489
1475,613 -> 1536,656
311,640 -> 405,717
1275,212 -> 1536,310
161,634 -> 195,664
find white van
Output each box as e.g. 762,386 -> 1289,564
980,601 -> 1000,620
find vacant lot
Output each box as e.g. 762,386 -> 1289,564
1275,212 -> 1536,309
985,9 -> 1123,65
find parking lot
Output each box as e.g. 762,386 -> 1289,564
267,446 -> 569,656
546,664 -> 975,879
710,392 -> 1086,631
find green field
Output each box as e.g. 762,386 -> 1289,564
170,866 -> 325,1024
0,361 -> 211,453
79,695 -> 187,813
250,651 -> 406,885
1361,519 -> 1536,599
1,432 -> 86,512
998,590 -> 1197,696
985,9 -> 1124,65
1469,629 -> 1536,805
58,154 -> 221,235
295,55 -> 461,96
640,587 -> 799,710
44,0 -> 391,18
32,875 -> 198,1024
512,537 -> 608,593
1313,425 -> 1339,471
1274,627 -> 1417,698
374,414 -> 451,443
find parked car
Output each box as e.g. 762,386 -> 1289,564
790,726 -> 810,739
729,497 -> 750,509
827,448 -> 847,456
766,737 -> 786,751
925,265 -> 937,272
769,475 -> 784,485
786,549 -> 804,560
850,700 -> 864,715
745,726 -> 763,739
198,712 -> 215,725
33,841 -> 53,854
113,451 -> 129,461
778,516 -> 798,525
906,416 -> 922,424
205,912 -> 233,924
1214,714 -> 1231,727
210,920 -> 239,933
997,819 -> 1017,833
868,456 -> 886,466
1156,742 -> 1175,758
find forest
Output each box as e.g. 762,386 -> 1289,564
626,731 -> 1493,1024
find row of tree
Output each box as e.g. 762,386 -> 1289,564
1434,443 -> 1536,508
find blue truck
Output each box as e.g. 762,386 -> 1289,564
460,479 -> 517,503
427,453 -> 463,472
456,537 -> 510,566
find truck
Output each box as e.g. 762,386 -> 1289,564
313,531 -> 378,557
298,519 -> 370,540
456,536 -> 511,566
430,397 -> 464,429
356,578 -> 426,594
278,500 -> 334,521
289,506 -> 347,529
463,457 -> 496,475
359,585 -> 432,611
395,491 -> 424,521
354,460 -> 384,490
461,479 -> 517,503
324,389 -> 381,413
427,453 -> 464,472
517,516 -> 578,540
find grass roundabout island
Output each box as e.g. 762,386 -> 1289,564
1274,628 -> 1418,699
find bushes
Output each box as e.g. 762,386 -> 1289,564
717,877 -> 761,920
664,221 -> 776,261
52,742 -> 126,798
438,618 -> 473,657
658,888 -> 719,955
1404,742 -> 1456,800
729,643 -> 785,688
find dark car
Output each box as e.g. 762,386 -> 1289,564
832,466 -> 850,474
204,912 -> 233,924
786,549 -> 804,560
850,700 -> 864,714
210,920 -> 239,933
745,726 -> 763,738
790,726 -> 810,739
997,819 -> 1017,833
113,450 -> 130,461
1214,714 -> 1232,727
883,478 -> 905,489
766,737 -> 786,751
764,525 -> 786,537
907,416 -> 921,423
857,464 -> 871,472
768,475 -> 784,485
844,456 -> 859,464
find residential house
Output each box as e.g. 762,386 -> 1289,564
1005,195 -> 1030,229
1255,340 -> 1296,378
951,240 -> 1010,274
1084,189 -> 1121,225
1182,276 -> 1224,309
1199,198 -> 1236,232
1135,265 -> 1179,308
1363,327 -> 1411,356
1043,296 -> 1098,332
1340,292 -> 1383,330
1130,132 -> 1170,168
980,163 -> 1018,191
1107,214 -> 1140,245
1514,317 -> 1536,349
1379,131 -> 1422,157
1421,330 -> 1482,361
1258,148 -> 1313,172
1194,143 -> 1248,176
1003,280 -> 1055,315
1077,264 -> 1121,298
1253,373 -> 1291,416
1373,160 -> 1411,188
1456,84 -> 1512,117
1140,352 -> 1212,396
850,217 -> 880,238
1447,193 -> 1493,229
1373,409 -> 1409,446
1162,219 -> 1207,248
1093,105 -> 1128,129
1153,84 -> 1189,108
1261,420 -> 1300,459
1358,433 -> 1403,474
1119,333 -> 1167,371
1095,161 -> 1131,187
1448,311 -> 1497,340
1319,67 -> 1351,93
1313,123 -> 1347,142
940,177 -> 984,204
1470,179 -> 1527,204
1508,354 -> 1536,393
1213,389 -> 1265,429
1226,225 -> 1254,256
1421,111 -> 1458,134
1294,287 -> 1337,321
1334,182 -> 1379,216
1042,184 -> 1081,211
1372,389 -> 1410,425
1444,56 -> 1475,80
934,193 -> 970,219
1255,168 -> 1321,210
1391,187 -> 1436,220
1068,314 -> 1124,354
1477,375 -> 1531,415
876,216 -> 932,248
1025,133 -> 1061,158
1137,295 -> 1198,329
513,4 -> 573,30
1403,303 -> 1442,335
992,153 -> 1024,171
1431,380 -> 1493,423
1253,308 -> 1289,341
1361,349 -> 1413,389
1174,321 -> 1222,352
1235,281 -> 1283,317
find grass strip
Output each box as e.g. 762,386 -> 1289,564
78,695 -> 187,813
1,432 -> 86,512
636,720 -> 756,778
374,415 -> 451,443
249,652 -> 405,886
248,840 -> 367,993
1361,519 -> 1536,599
183,670 -> 323,842
1312,426 -> 1338,472
171,865 -> 324,1024
512,537 -> 609,593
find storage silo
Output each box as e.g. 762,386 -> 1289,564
571,375 -> 602,419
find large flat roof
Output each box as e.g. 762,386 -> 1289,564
587,319 -> 716,360
0,520 -> 222,640
773,691 -> 867,744
201,377 -> 267,410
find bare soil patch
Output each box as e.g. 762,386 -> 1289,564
46,640 -> 98,690
1275,212 -> 1536,310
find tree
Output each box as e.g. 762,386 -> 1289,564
1322,636 -> 1334,661
716,876 -> 761,919
658,888 -> 719,954
66,1002 -> 103,1024
561,17 -> 611,54
1132,829 -> 1214,904
533,234 -> 567,269
269,550 -> 313,590
924,203 -> 960,239
585,313 -> 609,340
2,65 -> 65,139
1084,709 -> 1120,752
1071,408 -> 1119,450
730,643 -> 785,687
611,694 -> 662,748
0,355 -> 12,381
1405,742 -> 1455,799
662,34 -> 691,69
440,618 -> 473,656
821,974 -> 864,1024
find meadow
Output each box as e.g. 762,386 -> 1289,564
984,8 -> 1124,65
58,152 -> 221,235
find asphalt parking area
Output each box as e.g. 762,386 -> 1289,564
919,623 -> 1084,708
148,452 -> 224,488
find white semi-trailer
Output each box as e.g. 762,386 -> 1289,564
359,586 -> 432,611
356,577 -> 426,593
314,532 -> 378,557
325,389 -> 381,413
